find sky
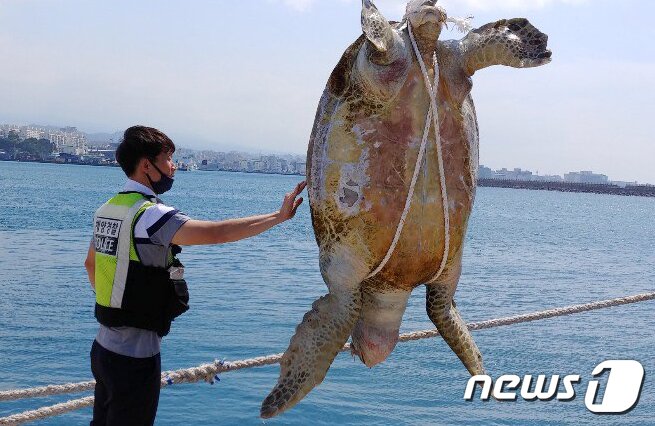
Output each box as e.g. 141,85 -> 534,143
1,0 -> 654,183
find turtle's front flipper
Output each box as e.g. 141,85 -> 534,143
460,18 -> 551,75
425,283 -> 485,377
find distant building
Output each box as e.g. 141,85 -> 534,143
87,149 -> 116,162
0,124 -> 20,138
532,174 -> 563,182
199,160 -> 221,171
23,127 -> 47,140
239,159 -> 250,171
478,165 -> 493,179
57,153 -> 81,163
478,165 -> 564,182
268,159 -> 282,173
564,171 -> 608,185
279,159 -> 289,173
0,124 -> 88,156
494,167 -> 533,181
252,160 -> 265,172
49,127 -> 88,155
611,180 -> 638,188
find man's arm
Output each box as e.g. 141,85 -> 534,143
84,241 -> 96,290
172,181 -> 306,246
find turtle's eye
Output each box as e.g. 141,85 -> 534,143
439,8 -> 447,24
367,43 -> 397,66
356,37 -> 411,102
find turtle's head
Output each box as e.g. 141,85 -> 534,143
404,0 -> 447,38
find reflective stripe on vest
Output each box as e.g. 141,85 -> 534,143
93,193 -> 156,309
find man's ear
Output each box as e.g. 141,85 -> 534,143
137,157 -> 151,176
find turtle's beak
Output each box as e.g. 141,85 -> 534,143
437,6 -> 447,26
413,5 -> 447,27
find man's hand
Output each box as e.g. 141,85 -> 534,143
277,181 -> 306,222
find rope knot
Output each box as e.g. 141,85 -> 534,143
206,359 -> 227,385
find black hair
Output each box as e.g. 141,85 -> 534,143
115,126 -> 176,176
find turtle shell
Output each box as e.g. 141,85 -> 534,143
306,28 -> 479,291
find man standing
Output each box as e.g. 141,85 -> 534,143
84,126 -> 305,425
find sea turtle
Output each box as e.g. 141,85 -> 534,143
261,0 -> 551,417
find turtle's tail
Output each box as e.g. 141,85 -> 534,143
350,290 -> 411,367
260,290 -> 362,418
351,321 -> 399,367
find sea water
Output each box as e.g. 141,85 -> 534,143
0,161 -> 653,425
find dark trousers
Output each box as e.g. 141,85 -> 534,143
90,340 -> 161,426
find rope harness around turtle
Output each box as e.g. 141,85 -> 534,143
366,22 -> 451,283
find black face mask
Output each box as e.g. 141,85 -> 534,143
146,160 -> 174,194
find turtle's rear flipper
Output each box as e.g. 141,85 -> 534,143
426,283 -> 485,377
260,290 -> 362,418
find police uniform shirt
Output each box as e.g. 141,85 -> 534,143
95,179 -> 190,358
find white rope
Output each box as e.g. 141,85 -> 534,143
0,397 -> 95,426
408,23 -> 451,283
364,70 -> 432,279
365,23 -> 451,281
0,382 -> 95,403
2,291 -> 653,425
446,16 -> 473,33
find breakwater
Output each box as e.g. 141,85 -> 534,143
478,179 -> 655,197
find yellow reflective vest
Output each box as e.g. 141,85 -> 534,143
93,191 -> 188,336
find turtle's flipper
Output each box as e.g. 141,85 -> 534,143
425,284 -> 485,376
260,290 -> 362,418
461,18 -> 551,75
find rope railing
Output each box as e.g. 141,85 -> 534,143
1,291 -> 653,425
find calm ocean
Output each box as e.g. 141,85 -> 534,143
0,161 -> 653,425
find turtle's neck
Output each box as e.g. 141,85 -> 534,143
411,22 -> 441,59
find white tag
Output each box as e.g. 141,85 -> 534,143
94,217 -> 122,256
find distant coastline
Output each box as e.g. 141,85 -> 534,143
0,158 -> 305,177
478,178 -> 655,198
3,159 -> 654,197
